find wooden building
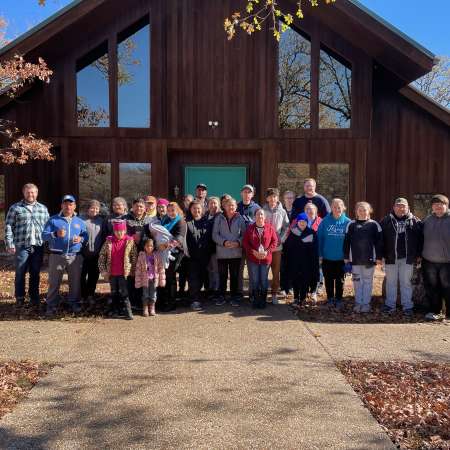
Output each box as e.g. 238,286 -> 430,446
0,0 -> 449,221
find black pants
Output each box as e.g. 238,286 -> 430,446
280,252 -> 291,292
80,255 -> 100,299
218,258 -> 242,298
188,259 -> 209,301
422,259 -> 450,315
110,275 -> 129,313
322,259 -> 345,300
157,258 -> 178,310
127,276 -> 142,309
292,277 -> 309,303
178,258 -> 189,294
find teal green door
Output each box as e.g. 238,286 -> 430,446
184,166 -> 247,200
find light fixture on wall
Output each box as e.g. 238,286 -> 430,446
173,185 -> 180,199
208,120 -> 219,129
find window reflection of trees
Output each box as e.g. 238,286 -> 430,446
76,43 -> 110,127
119,163 -> 151,205
317,164 -> 349,206
277,163 -> 310,196
413,194 -> 434,219
319,48 -> 352,129
278,27 -> 311,129
78,163 -> 111,214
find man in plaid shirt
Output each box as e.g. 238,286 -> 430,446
5,183 -> 49,308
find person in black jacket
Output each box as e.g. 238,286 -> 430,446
379,198 -> 422,315
344,202 -> 383,313
186,201 -> 214,311
283,213 -> 320,307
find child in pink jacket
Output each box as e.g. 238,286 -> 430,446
135,238 -> 166,316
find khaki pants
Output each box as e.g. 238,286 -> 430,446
270,251 -> 282,295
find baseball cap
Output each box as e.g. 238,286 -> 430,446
62,195 -> 76,203
196,183 -> 207,190
241,184 -> 254,193
394,197 -> 408,206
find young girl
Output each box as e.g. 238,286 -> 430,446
98,221 -> 137,320
343,202 -> 383,313
135,238 -> 166,317
283,213 -> 320,307
243,209 -> 278,309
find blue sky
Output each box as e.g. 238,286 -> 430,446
1,0 -> 449,56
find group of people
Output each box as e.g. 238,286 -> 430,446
4,179 -> 450,322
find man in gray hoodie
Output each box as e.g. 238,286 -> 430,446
263,188 -> 289,304
422,194 -> 450,321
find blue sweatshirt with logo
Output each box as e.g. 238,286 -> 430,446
317,213 -> 351,261
42,213 -> 88,255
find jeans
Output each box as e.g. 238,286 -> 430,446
80,255 -> 100,299
47,253 -> 83,312
422,259 -> 450,315
14,245 -> 44,304
270,251 -> 282,294
351,265 -> 375,307
322,259 -> 345,300
247,261 -> 270,292
384,259 -> 414,310
208,254 -> 220,291
142,281 -> 157,304
218,258 -> 242,299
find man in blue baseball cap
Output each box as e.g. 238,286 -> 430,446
42,194 -> 88,316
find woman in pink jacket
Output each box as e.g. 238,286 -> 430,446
135,238 -> 166,316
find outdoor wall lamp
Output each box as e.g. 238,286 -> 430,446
208,120 -> 219,129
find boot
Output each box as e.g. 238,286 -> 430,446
149,301 -> 156,316
142,299 -> 149,317
124,298 -> 134,320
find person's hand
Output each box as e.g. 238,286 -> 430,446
344,259 -> 349,264
224,241 -> 232,248
7,247 -> 15,255
251,249 -> 259,257
230,241 -> 240,248
134,232 -> 141,243
158,243 -> 169,251
258,251 -> 267,259
72,235 -> 82,244
57,228 -> 66,238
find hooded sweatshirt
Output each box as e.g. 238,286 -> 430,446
422,212 -> 450,263
263,201 -> 290,252
237,200 -> 260,228
317,213 -> 351,261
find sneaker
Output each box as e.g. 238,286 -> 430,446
353,304 -> 362,314
310,293 -> 318,303
403,308 -> 414,317
382,305 -> 396,314
230,298 -> 241,307
272,294 -> 279,305
425,312 -> 441,321
191,301 -> 203,311
215,297 -> 226,306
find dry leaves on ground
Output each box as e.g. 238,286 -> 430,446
0,360 -> 50,419
338,361 -> 450,449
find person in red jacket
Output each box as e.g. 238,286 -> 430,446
243,209 -> 278,309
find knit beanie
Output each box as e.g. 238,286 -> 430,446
296,213 -> 308,223
113,220 -> 127,231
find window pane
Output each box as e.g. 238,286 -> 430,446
0,175 -> 5,243
279,26 -> 311,129
118,18 -> 150,128
413,194 -> 434,219
76,43 -> 110,127
319,47 -> 351,129
119,163 -> 151,204
78,163 -> 111,215
277,163 -> 310,197
317,163 -> 350,207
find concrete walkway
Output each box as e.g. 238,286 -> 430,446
2,303 -> 436,449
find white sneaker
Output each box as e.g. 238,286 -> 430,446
310,293 -> 318,303
272,294 -> 279,305
191,301 -> 203,311
425,312 -> 441,321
